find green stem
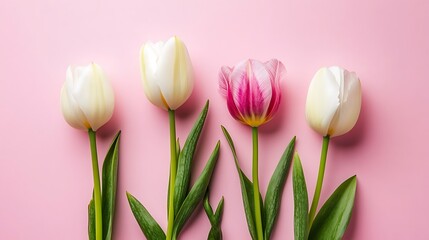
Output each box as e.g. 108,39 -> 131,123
252,127 -> 264,240
166,110 -> 177,240
308,135 -> 330,228
88,129 -> 102,240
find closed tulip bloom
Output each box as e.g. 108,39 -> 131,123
306,66 -> 362,137
219,59 -> 285,127
61,63 -> 115,131
140,36 -> 194,110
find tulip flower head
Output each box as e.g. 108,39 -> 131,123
219,59 -> 285,127
60,63 -> 115,131
306,66 -> 362,137
140,36 -> 194,110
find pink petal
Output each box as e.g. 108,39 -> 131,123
249,59 -> 272,118
226,84 -> 246,123
219,66 -> 232,97
230,60 -> 252,118
264,59 -> 285,121
219,66 -> 244,122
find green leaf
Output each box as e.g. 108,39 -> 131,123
204,192 -> 215,225
172,141 -> 220,238
176,138 -> 181,160
126,192 -> 166,240
221,126 -> 258,240
101,131 -> 121,240
242,171 -> 264,231
204,192 -> 224,240
88,198 -> 95,240
293,154 -> 309,240
264,136 -> 295,239
214,196 -> 224,224
308,175 -> 357,240
174,100 -> 209,214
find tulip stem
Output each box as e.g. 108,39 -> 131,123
308,135 -> 330,228
252,127 -> 264,240
88,129 -> 102,240
166,110 -> 177,240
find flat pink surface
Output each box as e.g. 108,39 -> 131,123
1,0 -> 428,239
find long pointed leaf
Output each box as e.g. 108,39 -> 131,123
126,192 -> 166,240
264,136 -> 295,239
293,154 -> 309,240
88,199 -> 95,240
204,191 -> 224,240
101,131 -> 121,240
204,192 -> 215,225
174,101 -> 209,214
221,126 -> 258,240
308,175 -> 357,240
172,141 -> 220,238
214,197 -> 224,223
242,171 -> 264,231
208,196 -> 224,240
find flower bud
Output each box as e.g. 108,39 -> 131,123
219,59 -> 285,127
60,63 -> 115,131
306,66 -> 361,137
140,36 -> 194,110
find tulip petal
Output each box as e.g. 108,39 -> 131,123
219,66 -> 245,123
264,59 -> 285,122
156,37 -> 194,110
73,64 -> 115,131
330,70 -> 362,137
306,67 -> 340,136
219,66 -> 232,97
60,66 -> 91,130
61,74 -> 89,130
140,42 -> 168,110
249,60 -> 272,120
170,37 -> 194,110
230,60 -> 252,118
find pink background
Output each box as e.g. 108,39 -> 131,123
1,0 -> 429,239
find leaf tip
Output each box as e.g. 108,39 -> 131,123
125,191 -> 133,200
350,175 -> 357,185
109,131 -> 121,145
218,196 -> 225,208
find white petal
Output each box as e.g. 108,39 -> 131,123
73,63 -> 114,131
330,70 -> 362,137
156,37 -> 194,110
153,37 -> 176,109
327,66 -> 344,87
306,67 -> 340,136
60,81 -> 88,130
140,43 -> 167,109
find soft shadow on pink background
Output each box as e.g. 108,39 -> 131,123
1,0 -> 429,239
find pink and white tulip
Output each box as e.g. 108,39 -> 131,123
219,59 -> 285,127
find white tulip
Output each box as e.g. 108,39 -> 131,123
140,36 -> 194,110
306,66 -> 361,137
61,63 -> 115,131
